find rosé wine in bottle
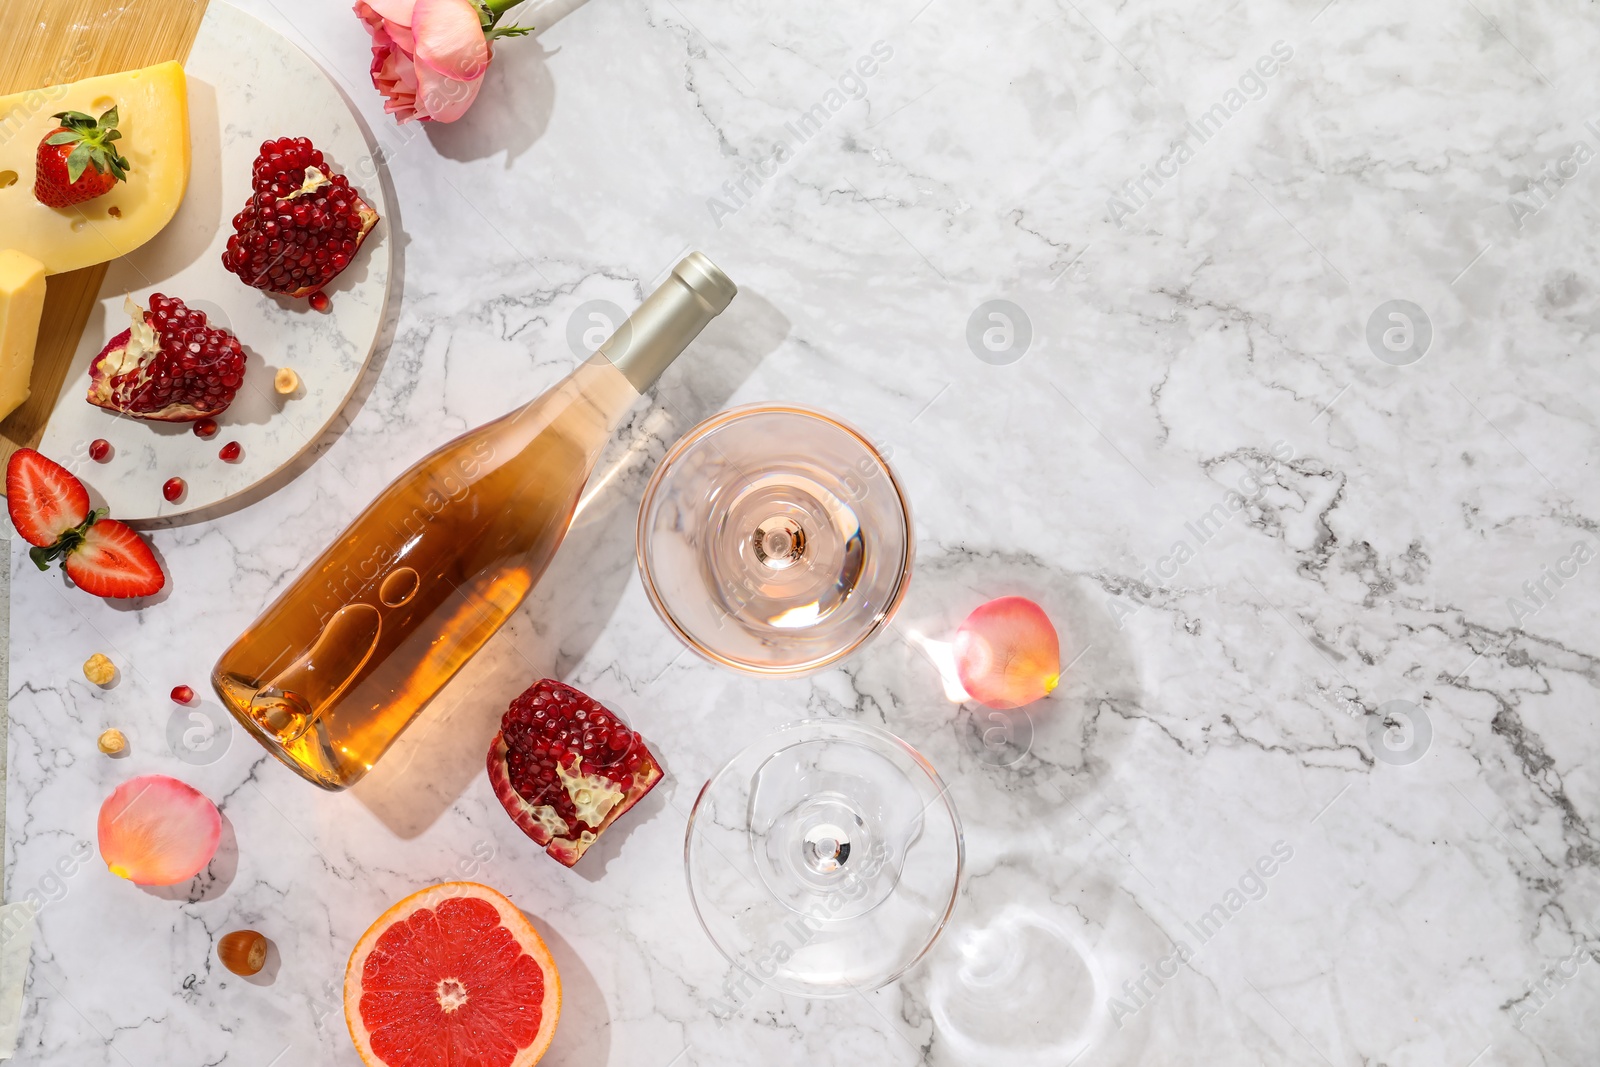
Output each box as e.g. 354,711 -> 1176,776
212,254 -> 736,789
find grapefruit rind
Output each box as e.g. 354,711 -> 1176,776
344,881 -> 561,1067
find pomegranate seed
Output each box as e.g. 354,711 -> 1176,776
162,476 -> 185,502
308,290 -> 330,312
193,418 -> 218,438
171,685 -> 195,704
88,439 -> 111,462
219,441 -> 242,462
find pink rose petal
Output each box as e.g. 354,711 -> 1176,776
356,0 -> 491,122
414,60 -> 485,122
360,0 -> 417,27
953,596 -> 1062,710
387,21 -> 417,53
412,0 -> 491,81
98,774 -> 222,886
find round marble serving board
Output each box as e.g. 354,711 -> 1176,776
38,0 -> 391,521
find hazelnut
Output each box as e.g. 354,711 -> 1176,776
97,728 -> 127,756
219,930 -> 269,976
273,367 -> 299,395
82,653 -> 116,687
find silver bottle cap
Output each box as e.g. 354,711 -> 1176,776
602,252 -> 737,391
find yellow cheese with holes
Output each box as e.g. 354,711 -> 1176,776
0,250 -> 46,422
0,61 -> 189,275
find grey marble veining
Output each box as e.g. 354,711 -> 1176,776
7,0 -> 1600,1064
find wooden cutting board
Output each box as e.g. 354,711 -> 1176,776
0,0 -> 209,478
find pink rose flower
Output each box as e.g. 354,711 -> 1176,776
355,0 -> 492,123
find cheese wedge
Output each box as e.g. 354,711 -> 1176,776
0,250 -> 46,422
0,61 -> 190,275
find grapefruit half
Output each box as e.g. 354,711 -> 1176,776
344,882 -> 561,1067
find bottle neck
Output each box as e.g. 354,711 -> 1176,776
601,252 -> 737,391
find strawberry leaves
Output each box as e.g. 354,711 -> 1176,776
47,107 -> 130,185
28,508 -> 107,572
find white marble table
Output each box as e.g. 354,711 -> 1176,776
7,0 -> 1600,1064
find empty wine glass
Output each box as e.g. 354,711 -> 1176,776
684,719 -> 963,997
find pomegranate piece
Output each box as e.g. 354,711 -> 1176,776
308,290 -> 330,313
88,439 -> 110,462
487,680 -> 662,867
162,477 -> 185,502
219,441 -> 241,462
171,685 -> 194,704
221,137 -> 379,299
87,295 -> 248,422
193,418 -> 218,438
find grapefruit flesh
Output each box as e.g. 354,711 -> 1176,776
345,882 -> 561,1067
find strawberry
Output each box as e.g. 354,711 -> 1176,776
6,449 -> 164,599
6,448 -> 89,546
62,520 -> 165,599
34,107 -> 130,209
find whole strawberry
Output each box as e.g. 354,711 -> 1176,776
221,136 -> 379,300
34,107 -> 130,209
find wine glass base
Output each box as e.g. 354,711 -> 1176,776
749,735 -> 926,921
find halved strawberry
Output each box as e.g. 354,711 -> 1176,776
6,448 -> 164,599
6,448 -> 89,547
63,520 -> 164,598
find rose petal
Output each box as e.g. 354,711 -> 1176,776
413,61 -> 484,122
953,596 -> 1061,710
358,0 -> 416,27
98,774 -> 222,886
354,2 -> 384,36
365,30 -> 420,120
412,0 -> 490,81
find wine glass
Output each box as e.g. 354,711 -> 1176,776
684,719 -> 963,997
636,404 -> 912,675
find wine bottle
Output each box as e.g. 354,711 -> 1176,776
212,253 -> 737,790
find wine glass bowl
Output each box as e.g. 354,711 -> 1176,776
637,404 -> 912,675
684,720 -> 963,998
